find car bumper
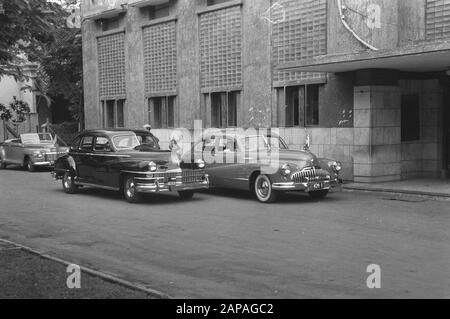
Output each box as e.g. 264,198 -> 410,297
134,175 -> 210,194
32,161 -> 55,167
272,178 -> 343,193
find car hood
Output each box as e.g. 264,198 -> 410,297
24,144 -> 57,151
117,150 -> 173,163
276,149 -> 320,169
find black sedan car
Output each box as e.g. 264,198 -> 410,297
52,129 -> 209,203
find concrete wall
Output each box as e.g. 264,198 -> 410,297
0,75 -> 36,113
353,85 -> 402,183
400,78 -> 443,179
242,0 -> 271,128
327,0 -> 399,54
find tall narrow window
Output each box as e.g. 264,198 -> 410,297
149,96 -> 176,129
211,93 -> 224,128
106,100 -> 115,128
306,84 -> 320,126
285,86 -> 301,127
101,99 -> 125,128
228,91 -> 238,127
209,91 -> 240,128
278,85 -> 321,127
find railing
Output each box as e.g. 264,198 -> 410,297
4,121 -> 20,139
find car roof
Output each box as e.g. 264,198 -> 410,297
82,129 -> 153,135
200,128 -> 281,140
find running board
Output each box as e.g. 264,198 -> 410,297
75,182 -> 120,192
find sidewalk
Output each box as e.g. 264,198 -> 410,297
344,178 -> 450,198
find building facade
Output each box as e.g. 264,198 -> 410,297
81,0 -> 450,182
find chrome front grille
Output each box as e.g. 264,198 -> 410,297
45,153 -> 57,162
181,170 -> 205,184
136,171 -> 205,184
292,167 -> 330,184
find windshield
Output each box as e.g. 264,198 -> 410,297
136,134 -> 160,150
267,136 -> 288,150
112,134 -> 140,150
244,135 -> 288,151
38,133 -> 53,143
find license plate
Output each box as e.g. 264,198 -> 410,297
307,182 -> 325,192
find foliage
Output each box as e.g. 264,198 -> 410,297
0,0 -> 83,122
0,103 -> 13,121
10,97 -> 31,122
0,97 -> 31,122
0,0 -> 68,79
40,28 -> 83,121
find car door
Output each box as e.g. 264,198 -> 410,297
75,135 -> 95,183
213,136 -> 250,189
92,135 -> 119,188
7,139 -> 24,164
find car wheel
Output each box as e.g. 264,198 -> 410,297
124,175 -> 142,204
24,158 -> 35,172
62,171 -> 78,194
178,190 -> 194,200
254,174 -> 278,204
309,190 -> 329,200
0,157 -> 6,169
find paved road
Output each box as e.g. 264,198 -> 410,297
0,167 -> 449,298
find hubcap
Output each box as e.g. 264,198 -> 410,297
126,179 -> 135,198
256,177 -> 270,199
63,174 -> 72,189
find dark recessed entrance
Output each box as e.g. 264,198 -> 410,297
444,76 -> 450,176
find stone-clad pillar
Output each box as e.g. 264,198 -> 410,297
352,70 -> 402,183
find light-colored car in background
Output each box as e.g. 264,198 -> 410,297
193,130 -> 343,203
0,133 -> 69,172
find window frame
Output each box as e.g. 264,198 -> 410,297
148,95 -> 177,129
101,99 -> 125,129
80,135 -> 94,152
277,84 -> 321,128
93,136 -> 112,152
208,91 -> 240,128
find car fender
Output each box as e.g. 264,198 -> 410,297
54,154 -> 77,177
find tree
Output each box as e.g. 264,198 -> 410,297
40,28 -> 83,121
0,0 -> 83,122
0,0 -> 68,79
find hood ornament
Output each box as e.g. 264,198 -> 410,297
303,128 -> 311,152
169,131 -> 184,167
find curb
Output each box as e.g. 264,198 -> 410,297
0,238 -> 171,299
343,185 -> 450,199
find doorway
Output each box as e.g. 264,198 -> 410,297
444,76 -> 450,177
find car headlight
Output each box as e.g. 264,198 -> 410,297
329,161 -> 342,173
148,161 -> 157,172
32,151 -> 44,158
196,159 -> 206,169
281,164 -> 292,176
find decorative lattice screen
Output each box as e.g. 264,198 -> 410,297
97,32 -> 126,98
199,5 -> 242,90
143,21 -> 177,94
426,0 -> 450,40
272,0 -> 327,85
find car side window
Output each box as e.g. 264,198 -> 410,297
80,136 -> 94,152
94,137 -> 111,152
70,137 -> 81,151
